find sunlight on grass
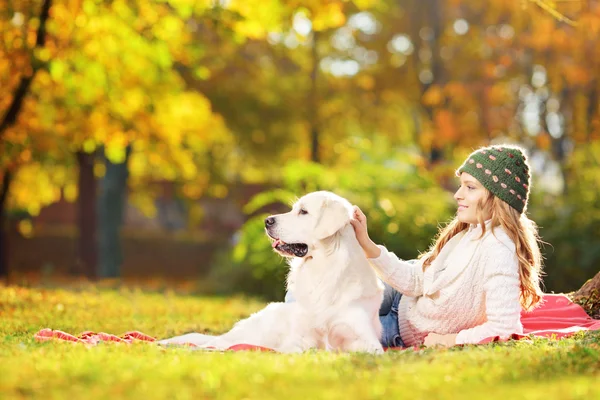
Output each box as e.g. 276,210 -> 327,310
1,285 -> 599,399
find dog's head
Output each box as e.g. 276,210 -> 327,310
264,191 -> 352,258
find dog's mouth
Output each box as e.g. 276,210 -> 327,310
271,239 -> 309,258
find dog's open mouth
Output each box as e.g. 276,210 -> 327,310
271,239 -> 308,258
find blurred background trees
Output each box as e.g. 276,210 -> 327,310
1,0 -> 599,299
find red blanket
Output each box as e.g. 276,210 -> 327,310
479,293 -> 600,344
34,294 -> 600,351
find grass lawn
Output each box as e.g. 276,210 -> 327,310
1,284 -> 599,400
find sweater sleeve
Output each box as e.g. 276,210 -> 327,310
455,242 -> 523,345
367,245 -> 425,297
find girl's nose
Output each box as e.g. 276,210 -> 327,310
454,188 -> 463,201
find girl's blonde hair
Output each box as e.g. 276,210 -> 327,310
420,189 -> 544,311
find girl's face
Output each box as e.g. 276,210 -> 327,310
454,172 -> 491,225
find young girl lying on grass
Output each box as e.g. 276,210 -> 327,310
350,145 -> 545,348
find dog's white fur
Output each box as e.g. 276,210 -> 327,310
159,191 -> 384,353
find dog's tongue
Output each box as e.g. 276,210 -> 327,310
272,239 -> 286,248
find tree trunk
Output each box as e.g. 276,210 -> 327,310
0,171 -> 12,281
571,270 -> 600,320
427,0 -> 444,164
0,0 -> 52,281
75,151 -> 97,279
0,0 -> 52,138
309,31 -> 320,163
573,270 -> 600,299
409,0 -> 445,165
98,147 -> 131,278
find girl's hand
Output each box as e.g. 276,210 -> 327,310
350,206 -> 381,259
423,333 -> 458,348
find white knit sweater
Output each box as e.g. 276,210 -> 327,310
368,222 -> 523,346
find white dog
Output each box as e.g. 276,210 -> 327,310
159,191 -> 384,354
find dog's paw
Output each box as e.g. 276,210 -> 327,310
276,338 -> 310,354
344,340 -> 384,355
276,343 -> 305,354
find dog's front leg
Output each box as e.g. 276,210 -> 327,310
274,309 -> 321,353
328,308 -> 384,355
276,331 -> 318,353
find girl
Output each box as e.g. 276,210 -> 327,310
351,145 -> 544,347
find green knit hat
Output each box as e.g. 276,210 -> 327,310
456,145 -> 531,213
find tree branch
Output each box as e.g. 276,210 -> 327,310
0,171 -> 11,216
529,0 -> 578,27
0,0 -> 53,137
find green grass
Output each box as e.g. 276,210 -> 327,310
1,285 -> 599,400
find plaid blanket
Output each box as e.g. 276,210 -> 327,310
33,294 -> 600,351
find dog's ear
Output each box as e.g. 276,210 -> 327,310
314,197 -> 351,240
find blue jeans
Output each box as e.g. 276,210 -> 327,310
378,281 -> 404,348
284,280 -> 405,348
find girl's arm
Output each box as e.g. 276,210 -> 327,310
350,205 -> 425,296
454,243 -> 523,345
368,246 -> 425,297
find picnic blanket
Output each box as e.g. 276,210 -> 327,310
34,294 -> 600,351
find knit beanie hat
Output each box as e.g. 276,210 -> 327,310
456,145 -> 531,213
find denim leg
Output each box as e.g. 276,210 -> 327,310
379,280 -> 396,316
380,259 -> 417,315
284,290 -> 295,303
378,282 -> 404,348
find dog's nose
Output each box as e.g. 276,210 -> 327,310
265,217 -> 276,227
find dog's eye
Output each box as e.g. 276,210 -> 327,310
299,209 -> 308,215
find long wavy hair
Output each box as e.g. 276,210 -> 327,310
420,189 -> 544,311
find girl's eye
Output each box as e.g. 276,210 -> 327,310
467,186 -> 475,190
299,209 -> 308,215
